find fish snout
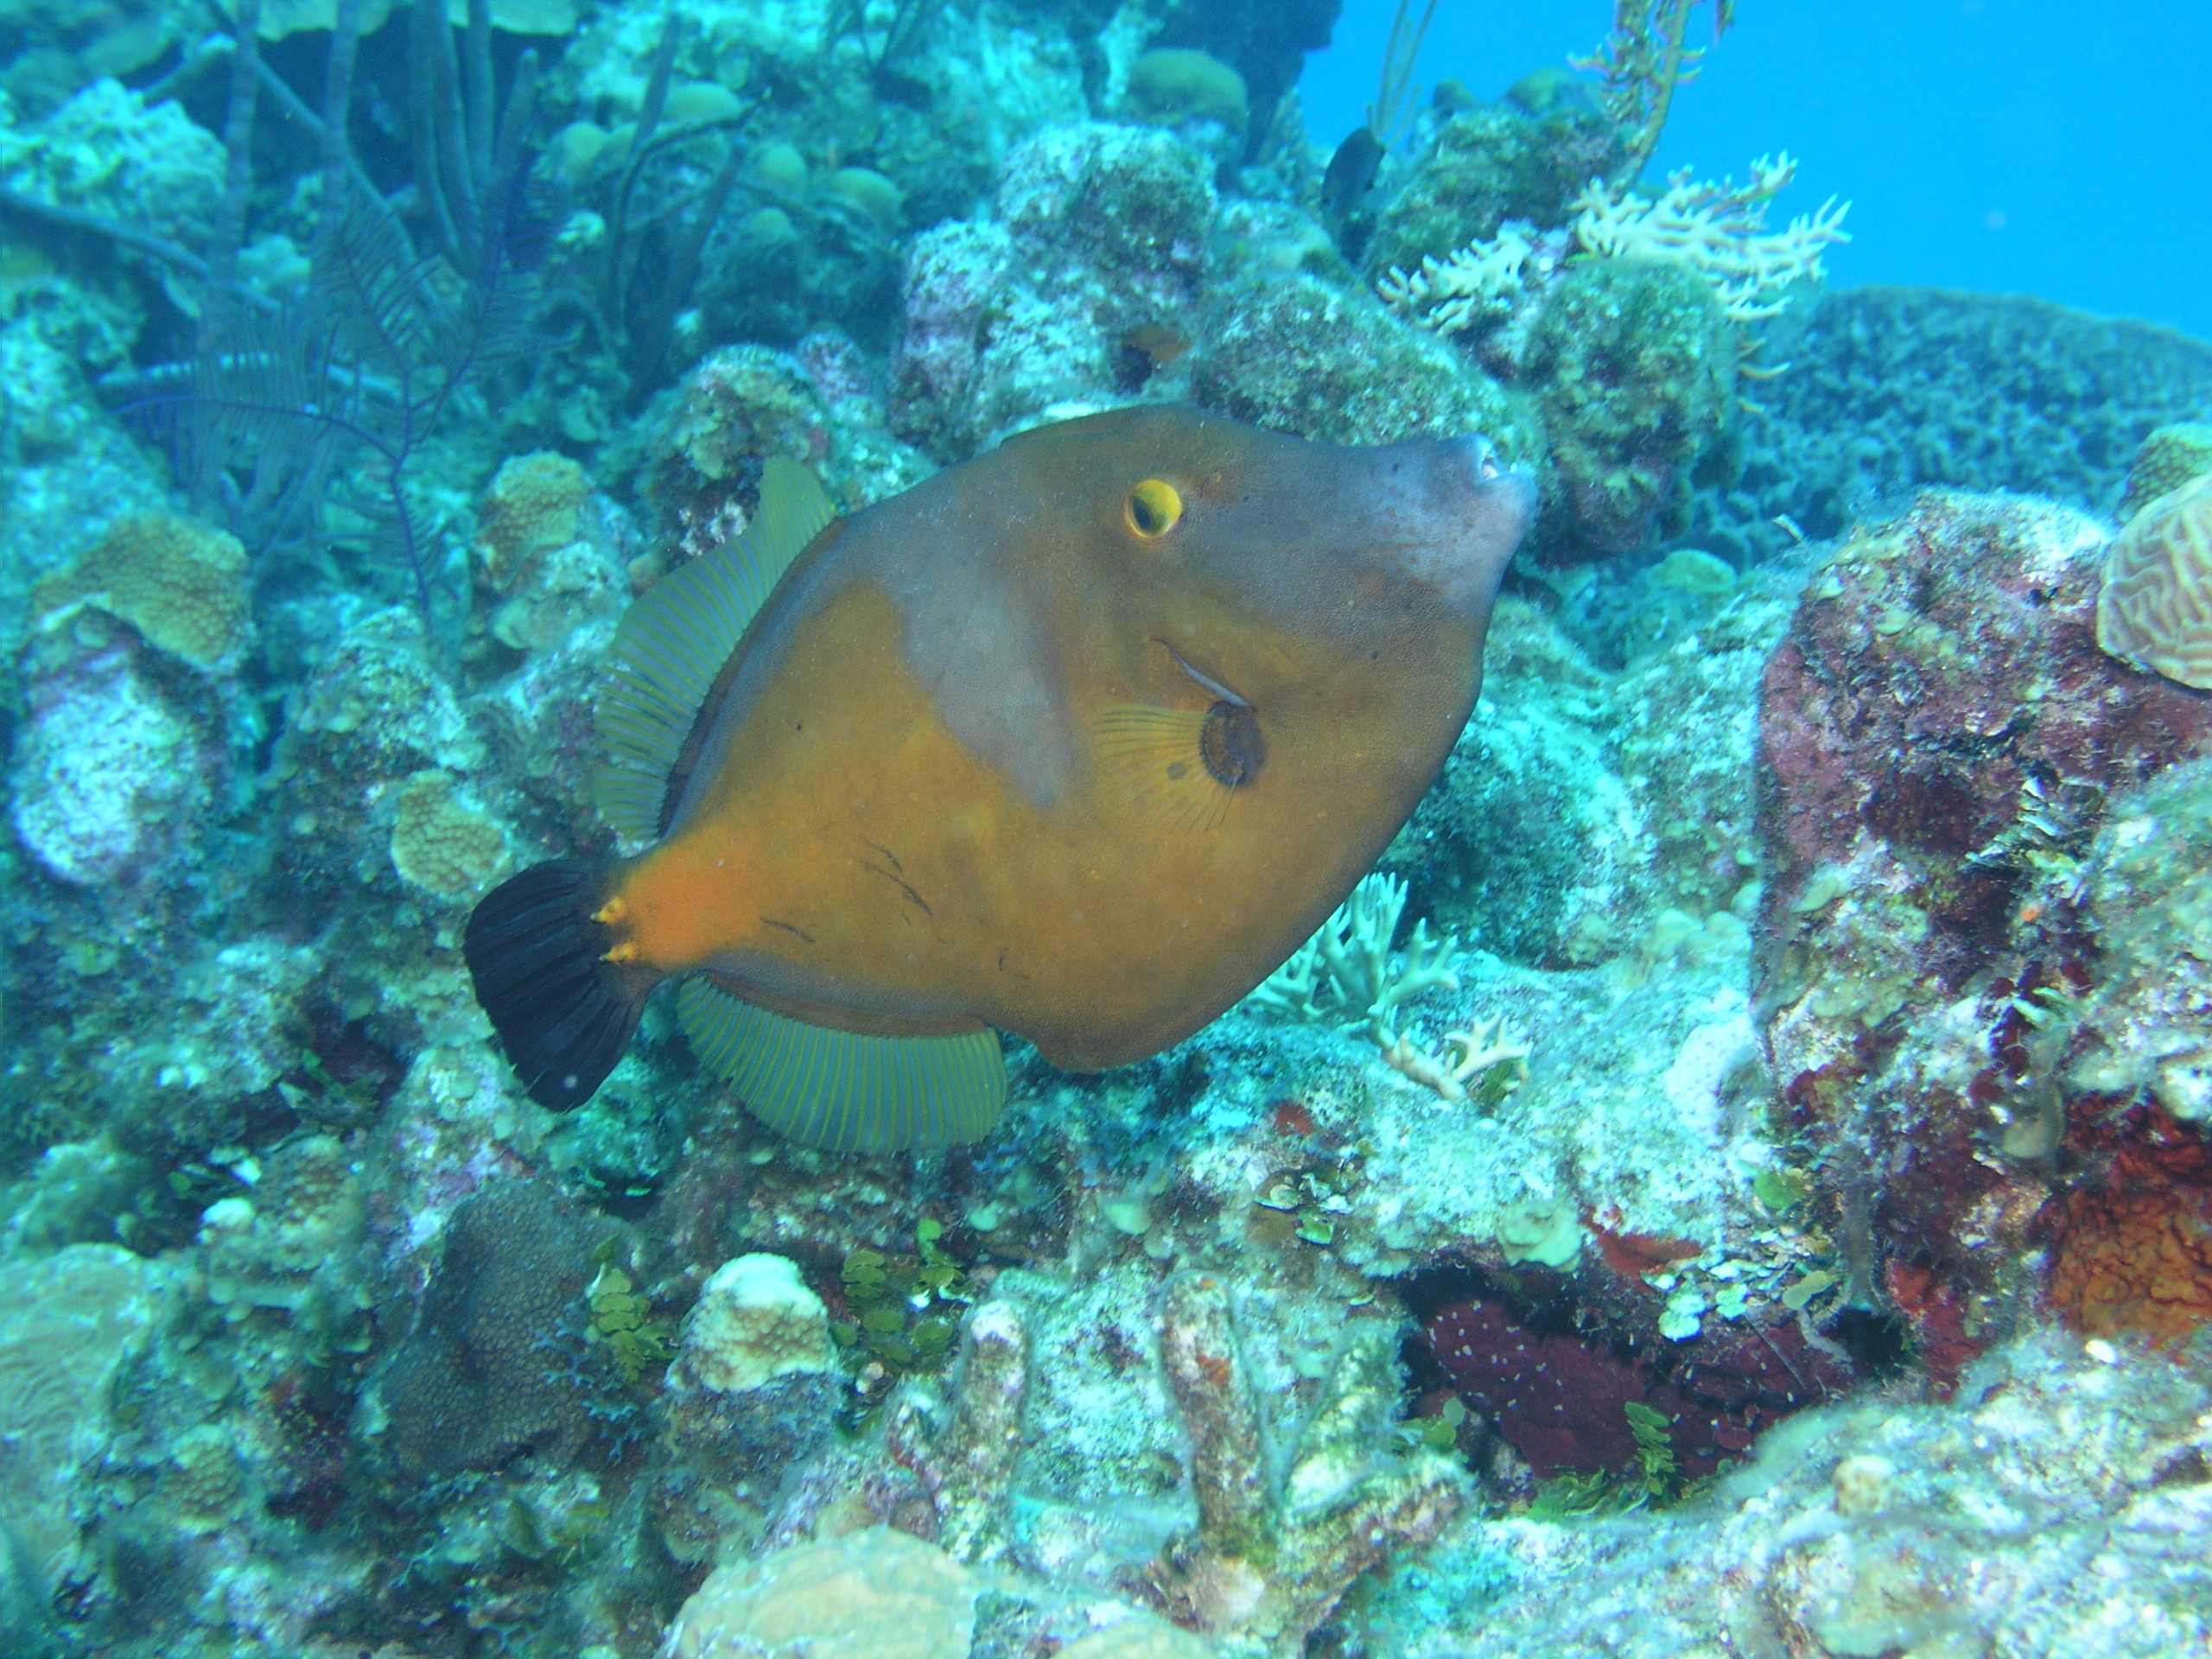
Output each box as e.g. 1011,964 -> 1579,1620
1374,433 -> 1537,614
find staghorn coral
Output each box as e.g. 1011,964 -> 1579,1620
2096,472 -> 2212,689
1376,220 -> 1548,341
1363,103 -> 1623,289
1384,152 -> 1846,364
1243,872 -> 1530,1106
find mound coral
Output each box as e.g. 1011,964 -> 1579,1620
664,1527 -> 977,1659
1523,256 -> 1736,552
2116,420 -> 2212,519
370,1180 -> 635,1476
31,510 -> 251,671
2096,473 -> 2212,689
388,769 -> 512,901
1124,48 -> 1249,138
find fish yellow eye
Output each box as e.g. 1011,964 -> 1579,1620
1126,478 -> 1183,540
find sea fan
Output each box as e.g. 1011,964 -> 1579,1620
125,179 -> 546,642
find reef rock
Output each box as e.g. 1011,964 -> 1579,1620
1755,490 -> 2212,1360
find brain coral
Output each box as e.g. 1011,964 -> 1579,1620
0,1245 -> 165,1593
2096,473 -> 2212,689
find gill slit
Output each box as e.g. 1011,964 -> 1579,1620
1153,638 -> 1251,709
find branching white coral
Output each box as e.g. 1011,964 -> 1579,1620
1377,222 -> 1538,336
1569,151 -> 1851,322
1380,152 -> 1849,344
1246,872 -> 1454,1045
1246,873 -> 1530,1104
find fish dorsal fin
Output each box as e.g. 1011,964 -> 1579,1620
594,457 -> 837,843
674,978 -> 1007,1154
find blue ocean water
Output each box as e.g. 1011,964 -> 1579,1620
3,3 -> 2211,1656
1304,0 -> 2212,338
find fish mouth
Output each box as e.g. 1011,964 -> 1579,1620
1402,433 -> 1535,612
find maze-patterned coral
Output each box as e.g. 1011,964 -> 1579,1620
2096,473 -> 2212,689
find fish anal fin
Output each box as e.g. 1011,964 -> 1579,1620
675,977 -> 1006,1154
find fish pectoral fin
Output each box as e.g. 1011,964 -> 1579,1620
675,977 -> 1006,1154
1095,702 -> 1267,836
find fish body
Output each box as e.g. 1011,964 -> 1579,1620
1322,124 -> 1384,222
467,404 -> 1534,1150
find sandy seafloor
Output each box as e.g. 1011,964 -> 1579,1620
2,3 -> 2209,1656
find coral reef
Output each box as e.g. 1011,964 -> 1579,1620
1694,288 -> 2212,561
892,121 -> 1217,454
6,5 -> 2212,1658
1757,489 -> 2212,1366
1396,1331 -> 2212,1656
1523,256 -> 1738,552
1364,103 -> 1621,285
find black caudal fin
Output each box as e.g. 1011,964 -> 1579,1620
463,858 -> 652,1110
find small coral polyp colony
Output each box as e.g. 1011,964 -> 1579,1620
3,2 -> 2211,1657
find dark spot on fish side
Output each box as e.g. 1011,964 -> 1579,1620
762,916 -> 816,944
1200,700 -> 1264,787
1166,760 -> 1188,780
